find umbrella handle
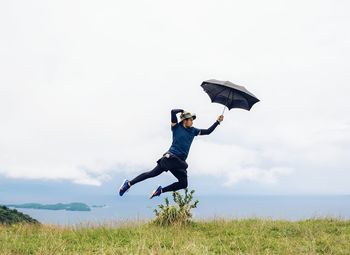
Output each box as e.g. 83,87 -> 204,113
221,105 -> 226,116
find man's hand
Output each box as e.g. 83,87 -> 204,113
171,109 -> 185,127
217,115 -> 224,123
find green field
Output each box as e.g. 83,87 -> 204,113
1,218 -> 349,254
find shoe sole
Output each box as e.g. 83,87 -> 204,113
149,186 -> 161,199
149,190 -> 157,199
119,179 -> 128,196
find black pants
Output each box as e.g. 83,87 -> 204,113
129,152 -> 188,193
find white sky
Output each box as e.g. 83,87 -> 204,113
1,0 -> 349,194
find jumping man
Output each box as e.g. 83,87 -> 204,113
119,109 -> 224,199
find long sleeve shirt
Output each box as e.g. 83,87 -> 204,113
168,109 -> 220,161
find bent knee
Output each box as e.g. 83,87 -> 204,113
181,179 -> 188,188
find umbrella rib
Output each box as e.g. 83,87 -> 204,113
225,88 -> 232,109
211,86 -> 228,101
229,87 -> 234,108
222,88 -> 232,115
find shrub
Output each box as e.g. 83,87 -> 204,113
152,188 -> 199,226
0,205 -> 39,225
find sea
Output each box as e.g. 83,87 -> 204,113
6,195 -> 350,226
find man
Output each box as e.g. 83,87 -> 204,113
119,108 -> 224,199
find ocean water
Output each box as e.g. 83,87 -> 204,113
8,195 -> 350,226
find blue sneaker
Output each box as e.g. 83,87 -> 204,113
149,185 -> 162,199
119,179 -> 131,196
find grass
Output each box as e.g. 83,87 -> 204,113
0,217 -> 350,254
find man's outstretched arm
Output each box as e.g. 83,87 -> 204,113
171,109 -> 184,126
198,115 -> 224,135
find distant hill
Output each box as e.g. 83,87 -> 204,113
6,202 -> 91,211
0,205 -> 39,225
91,204 -> 106,208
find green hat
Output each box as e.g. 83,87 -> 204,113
179,111 -> 196,122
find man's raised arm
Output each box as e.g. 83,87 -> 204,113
171,109 -> 184,126
198,115 -> 224,135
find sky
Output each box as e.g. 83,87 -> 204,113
1,0 -> 350,201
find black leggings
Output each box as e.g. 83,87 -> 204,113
129,153 -> 188,193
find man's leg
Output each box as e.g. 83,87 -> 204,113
129,163 -> 165,186
162,168 -> 188,193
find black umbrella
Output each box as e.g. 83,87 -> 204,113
201,79 -> 260,115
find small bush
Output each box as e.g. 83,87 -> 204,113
151,188 -> 199,226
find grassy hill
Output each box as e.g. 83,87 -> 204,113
0,205 -> 39,225
0,218 -> 349,254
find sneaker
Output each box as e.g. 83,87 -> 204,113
149,185 -> 162,199
119,179 -> 131,196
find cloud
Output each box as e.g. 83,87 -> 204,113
189,140 -> 293,186
0,0 -> 350,193
223,167 -> 293,186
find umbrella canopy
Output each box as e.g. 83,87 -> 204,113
201,79 -> 260,113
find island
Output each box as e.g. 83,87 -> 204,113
91,204 -> 106,208
6,202 -> 91,211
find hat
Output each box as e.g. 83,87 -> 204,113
179,111 -> 196,122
